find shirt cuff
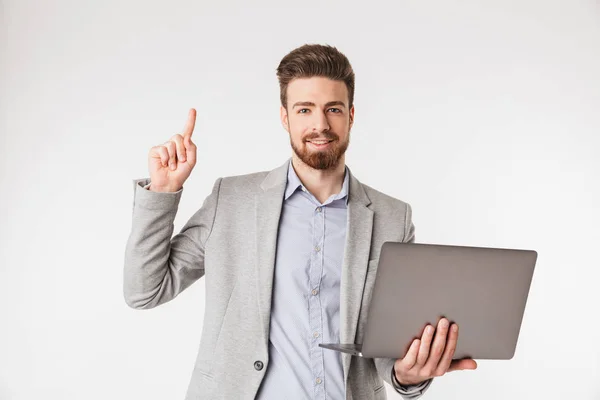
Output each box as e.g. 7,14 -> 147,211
391,366 -> 433,396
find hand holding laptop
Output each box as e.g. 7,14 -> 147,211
393,317 -> 478,386
320,242 -> 537,387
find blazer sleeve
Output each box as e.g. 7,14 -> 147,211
373,202 -> 434,398
123,177 -> 222,309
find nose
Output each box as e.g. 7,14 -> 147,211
312,109 -> 330,133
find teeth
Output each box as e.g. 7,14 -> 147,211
311,141 -> 329,144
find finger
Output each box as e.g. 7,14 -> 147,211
423,318 -> 450,371
415,325 -> 435,367
151,145 -> 169,167
434,323 -> 458,375
169,134 -> 187,163
186,139 -> 197,166
399,339 -> 421,370
448,358 -> 478,372
183,108 -> 196,141
163,141 -> 177,170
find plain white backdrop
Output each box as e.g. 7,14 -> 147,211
1,0 -> 599,399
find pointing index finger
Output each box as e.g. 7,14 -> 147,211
183,108 -> 196,140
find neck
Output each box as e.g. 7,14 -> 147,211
290,153 -> 346,204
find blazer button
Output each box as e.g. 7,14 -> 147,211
254,360 -> 264,371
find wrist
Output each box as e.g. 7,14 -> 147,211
148,184 -> 182,193
392,365 -> 417,387
392,366 -> 403,386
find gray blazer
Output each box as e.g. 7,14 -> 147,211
124,159 -> 423,400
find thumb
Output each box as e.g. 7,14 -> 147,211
184,136 -> 197,166
448,359 -> 478,372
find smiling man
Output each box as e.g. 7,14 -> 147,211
124,44 -> 477,400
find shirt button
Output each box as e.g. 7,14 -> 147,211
311,289 -> 318,296
316,377 -> 322,384
313,331 -> 320,338
315,246 -> 321,252
254,360 -> 264,371
316,207 -> 322,213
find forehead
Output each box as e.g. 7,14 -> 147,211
286,76 -> 348,104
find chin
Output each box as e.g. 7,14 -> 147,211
290,137 -> 348,170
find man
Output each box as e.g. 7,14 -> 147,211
124,44 -> 477,400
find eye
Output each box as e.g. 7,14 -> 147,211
298,108 -> 310,114
328,108 -> 341,113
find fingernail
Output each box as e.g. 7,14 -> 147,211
452,325 -> 458,332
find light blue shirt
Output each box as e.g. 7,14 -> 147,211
256,161 -> 350,400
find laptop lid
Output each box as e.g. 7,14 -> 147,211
360,242 -> 537,360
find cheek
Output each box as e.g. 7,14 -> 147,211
331,117 -> 349,130
289,120 -> 309,141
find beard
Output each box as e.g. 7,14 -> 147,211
290,130 -> 350,170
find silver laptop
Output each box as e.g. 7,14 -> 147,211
320,242 -> 537,360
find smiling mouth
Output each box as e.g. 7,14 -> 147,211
306,139 -> 334,145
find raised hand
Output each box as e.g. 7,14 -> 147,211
147,108 -> 197,192
393,318 -> 478,386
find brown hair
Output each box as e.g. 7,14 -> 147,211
276,44 -> 355,109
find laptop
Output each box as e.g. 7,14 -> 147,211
319,242 -> 537,360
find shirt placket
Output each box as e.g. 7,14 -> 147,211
309,203 -> 326,399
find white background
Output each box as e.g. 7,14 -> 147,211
1,0 -> 599,399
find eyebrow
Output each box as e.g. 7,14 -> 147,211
291,101 -> 347,109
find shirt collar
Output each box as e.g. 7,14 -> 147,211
284,160 -> 350,205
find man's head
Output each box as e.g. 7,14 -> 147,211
276,44 -> 355,170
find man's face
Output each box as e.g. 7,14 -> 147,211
280,76 -> 354,170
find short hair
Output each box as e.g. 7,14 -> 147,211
276,44 -> 355,109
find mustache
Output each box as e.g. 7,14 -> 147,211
303,132 -> 339,141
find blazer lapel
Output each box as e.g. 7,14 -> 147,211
340,170 -> 374,383
255,159 -> 289,346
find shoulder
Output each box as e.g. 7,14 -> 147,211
215,169 -> 271,196
356,179 -> 415,241
359,181 -> 412,215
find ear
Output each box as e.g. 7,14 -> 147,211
349,104 -> 355,128
280,105 -> 290,132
